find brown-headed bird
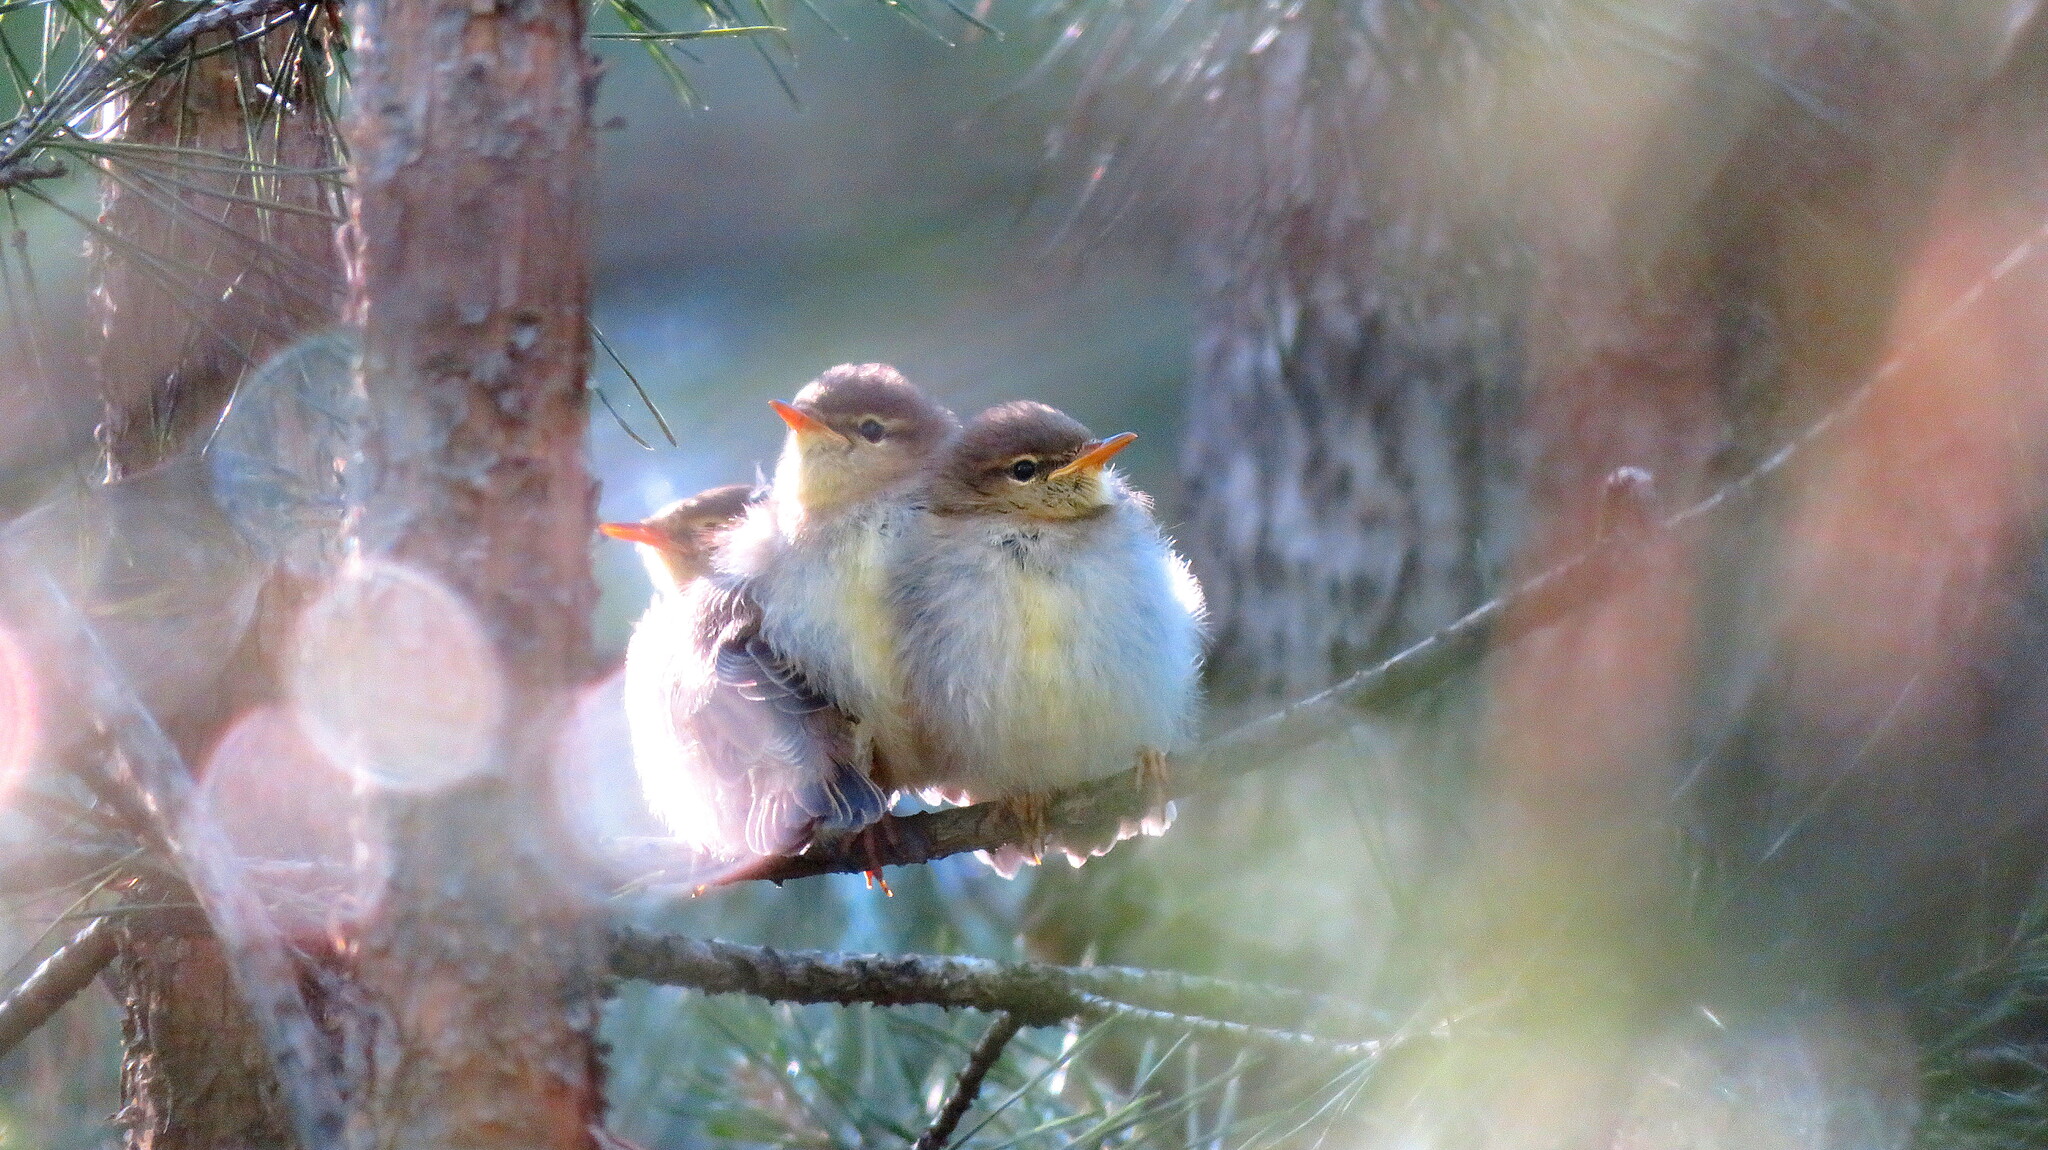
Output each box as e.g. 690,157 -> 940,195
888,401 -> 1205,875
609,365 -> 956,857
599,483 -> 758,592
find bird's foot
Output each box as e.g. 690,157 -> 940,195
1135,748 -> 1175,837
976,795 -> 1046,878
860,821 -> 896,895
1001,791 -> 1052,862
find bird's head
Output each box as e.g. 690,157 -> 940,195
926,401 -> 1137,521
598,483 -> 757,593
770,364 -> 957,519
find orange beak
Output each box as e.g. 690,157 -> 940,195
598,521 -> 667,547
769,399 -> 847,444
1049,432 -> 1138,479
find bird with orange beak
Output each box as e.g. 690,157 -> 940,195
599,483 -> 758,593
888,401 -> 1205,875
604,364 -> 956,857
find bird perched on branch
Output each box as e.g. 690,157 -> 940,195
889,401 -> 1205,876
606,365 -> 956,858
601,484 -> 758,854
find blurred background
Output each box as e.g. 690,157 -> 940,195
7,0 -> 2048,1145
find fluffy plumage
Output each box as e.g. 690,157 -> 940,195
617,364 -> 956,857
601,483 -> 757,594
890,401 -> 1206,873
621,576 -> 881,854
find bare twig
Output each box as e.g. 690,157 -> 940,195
914,1011 -> 1023,1150
609,928 -> 1390,1061
1069,992 -> 1382,1060
0,917 -> 119,1061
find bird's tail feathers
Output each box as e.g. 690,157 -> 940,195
795,759 -> 890,834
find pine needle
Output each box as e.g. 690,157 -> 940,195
592,24 -> 782,40
589,321 -> 676,446
593,385 -> 655,451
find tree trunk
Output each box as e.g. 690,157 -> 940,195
87,3 -> 343,1145
93,0 -> 344,482
340,0 -> 604,1141
1182,235 -> 1518,707
111,903 -> 293,1149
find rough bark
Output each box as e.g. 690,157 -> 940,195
84,2 -> 344,1146
1170,2 -> 2006,705
341,0 -> 604,1142
1167,19 -> 1521,707
110,910 -> 293,1149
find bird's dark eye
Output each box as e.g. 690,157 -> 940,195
1009,459 -> 1039,482
857,418 -> 886,443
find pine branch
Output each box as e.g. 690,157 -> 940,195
609,928 -> 1395,1061
32,578 -> 349,1150
0,916 -> 118,1061
0,0 -> 309,186
0,911 -> 1387,1064
0,841 -> 142,896
1068,992 -> 1382,1059
914,1012 -> 1022,1150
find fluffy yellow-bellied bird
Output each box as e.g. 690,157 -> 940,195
608,365 -> 956,857
889,401 -> 1206,875
599,483 -> 758,591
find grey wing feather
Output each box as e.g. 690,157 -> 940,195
686,583 -> 887,855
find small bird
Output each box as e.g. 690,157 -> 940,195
599,483 -> 758,593
607,364 -> 956,858
889,401 -> 1205,875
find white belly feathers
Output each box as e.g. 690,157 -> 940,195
891,504 -> 1205,799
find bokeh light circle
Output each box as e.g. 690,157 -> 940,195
0,623 -> 39,803
194,705 -> 366,934
290,558 -> 506,792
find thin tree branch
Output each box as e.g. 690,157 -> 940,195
609,928 -> 1391,1061
0,917 -> 119,1061
0,157 -> 66,190
733,197 -> 2048,885
730,528 -> 1634,885
1068,992 -> 1382,1059
914,1011 -> 1022,1150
